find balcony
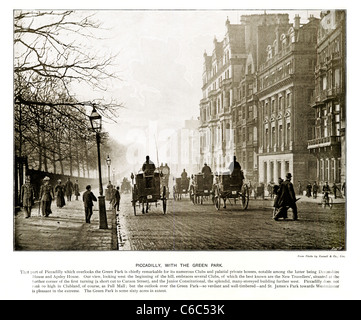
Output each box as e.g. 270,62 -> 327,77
307,135 -> 341,150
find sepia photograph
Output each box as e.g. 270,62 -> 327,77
13,8 -> 347,252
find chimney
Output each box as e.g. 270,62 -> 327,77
294,14 -> 300,29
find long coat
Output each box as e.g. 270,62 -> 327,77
65,180 -> 74,196
275,180 -> 296,208
83,190 -> 97,207
40,184 -> 54,201
20,183 -> 35,207
55,184 -> 66,207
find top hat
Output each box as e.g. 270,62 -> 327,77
286,173 -> 292,179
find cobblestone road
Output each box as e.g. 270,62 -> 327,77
118,193 -> 346,251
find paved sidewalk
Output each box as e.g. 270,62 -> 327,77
259,192 -> 346,205
14,194 -> 118,251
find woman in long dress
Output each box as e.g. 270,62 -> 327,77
55,180 -> 66,208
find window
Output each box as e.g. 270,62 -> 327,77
286,122 -> 291,146
265,128 -> 269,147
278,124 -> 283,146
286,93 -> 291,107
272,126 -> 276,146
322,76 -> 327,90
248,105 -> 253,119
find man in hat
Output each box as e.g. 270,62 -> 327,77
64,177 -> 74,201
274,173 -> 298,221
142,156 -> 156,188
201,163 -> 212,177
39,176 -> 54,217
82,185 -> 97,223
20,176 -> 35,218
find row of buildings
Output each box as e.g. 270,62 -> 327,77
199,10 -> 346,186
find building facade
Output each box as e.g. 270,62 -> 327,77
307,10 -> 346,186
199,18 -> 244,173
257,15 -> 319,185
199,11 -> 346,186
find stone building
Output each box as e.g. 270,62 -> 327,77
199,18 -> 243,173
199,14 -> 294,178
307,10 -> 346,186
257,15 -> 320,185
233,13 -> 290,182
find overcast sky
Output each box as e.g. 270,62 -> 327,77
76,9 -> 322,149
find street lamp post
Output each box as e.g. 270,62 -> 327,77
89,106 -> 108,229
106,155 -> 111,183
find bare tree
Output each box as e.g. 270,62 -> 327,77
14,10 -> 123,175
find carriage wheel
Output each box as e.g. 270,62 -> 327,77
132,187 -> 137,216
241,184 -> 249,210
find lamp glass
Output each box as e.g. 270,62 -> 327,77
89,107 -> 102,133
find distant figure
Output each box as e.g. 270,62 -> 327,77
74,179 -> 80,200
201,163 -> 212,177
306,182 -> 312,197
20,175 -> 35,218
181,169 -> 188,180
65,177 -> 74,201
82,185 -> 97,223
341,181 -> 346,197
312,181 -> 318,199
39,176 -> 54,217
142,155 -> 156,175
322,181 -> 331,199
142,156 -> 156,188
228,156 -> 241,176
54,179 -> 66,208
297,181 -> 303,196
332,182 -> 340,199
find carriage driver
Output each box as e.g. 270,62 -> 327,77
142,155 -> 156,188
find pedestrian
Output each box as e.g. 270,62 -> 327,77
306,182 -> 312,197
272,177 -> 284,219
274,173 -> 298,221
341,181 -> 346,197
298,180 -> 303,196
106,181 -> 114,209
312,181 -> 318,199
82,185 -> 97,223
332,182 -> 340,199
20,175 -> 35,218
39,176 -> 54,217
112,186 -> 121,211
54,179 -> 66,208
64,177 -> 74,201
74,179 -> 80,200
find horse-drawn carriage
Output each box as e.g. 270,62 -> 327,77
173,177 -> 190,200
213,172 -> 249,210
120,177 -> 131,194
131,171 -> 167,215
189,174 -> 214,205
